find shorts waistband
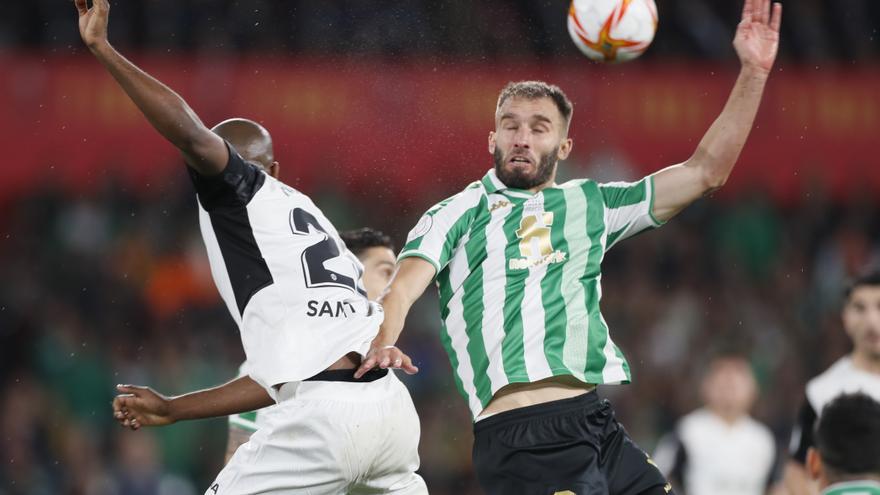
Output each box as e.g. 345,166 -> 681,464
304,368 -> 388,383
277,368 -> 399,403
474,390 -> 603,433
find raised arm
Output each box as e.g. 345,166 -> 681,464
112,376 -> 274,430
353,257 -> 435,378
651,0 -> 781,222
75,0 -> 227,176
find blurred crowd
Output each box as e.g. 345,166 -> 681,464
4,0 -> 879,62
1,152 -> 878,494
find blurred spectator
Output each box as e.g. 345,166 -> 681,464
653,353 -> 778,495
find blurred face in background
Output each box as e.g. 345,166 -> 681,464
357,246 -> 396,301
843,285 -> 880,361
489,96 -> 573,190
701,357 -> 758,422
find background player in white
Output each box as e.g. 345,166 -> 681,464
653,353 -> 779,495
354,1 -> 782,493
784,270 -> 880,495
75,1 -> 425,493
806,393 -> 880,495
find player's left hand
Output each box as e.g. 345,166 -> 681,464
112,384 -> 175,430
733,0 -> 782,74
354,343 -> 419,379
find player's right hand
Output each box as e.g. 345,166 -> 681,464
74,0 -> 110,50
354,343 -> 419,379
113,384 -> 175,430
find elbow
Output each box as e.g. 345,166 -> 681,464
690,147 -> 731,193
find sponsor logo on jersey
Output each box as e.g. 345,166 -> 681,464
489,200 -> 512,213
508,211 -> 567,270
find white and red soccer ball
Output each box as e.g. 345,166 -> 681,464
567,0 -> 659,63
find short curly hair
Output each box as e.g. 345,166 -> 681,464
496,81 -> 574,127
340,227 -> 394,257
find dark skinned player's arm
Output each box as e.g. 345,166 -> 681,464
113,376 -> 275,430
76,0 -> 227,175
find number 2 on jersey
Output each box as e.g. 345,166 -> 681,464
290,208 -> 366,296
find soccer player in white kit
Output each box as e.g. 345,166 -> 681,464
653,353 -> 778,495
75,1 -> 426,493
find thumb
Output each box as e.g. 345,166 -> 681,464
117,384 -> 148,397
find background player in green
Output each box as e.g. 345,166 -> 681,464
806,393 -> 880,495
356,0 -> 783,493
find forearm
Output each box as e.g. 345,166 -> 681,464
167,376 -> 274,422
687,67 -> 770,189
374,284 -> 419,346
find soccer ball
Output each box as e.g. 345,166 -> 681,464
567,0 -> 658,63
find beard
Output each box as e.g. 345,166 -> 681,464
493,146 -> 559,190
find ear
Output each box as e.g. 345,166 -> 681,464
806,448 -> 822,481
558,137 -> 574,160
488,131 -> 497,155
269,161 -> 280,179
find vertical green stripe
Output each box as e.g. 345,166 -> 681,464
540,188 -> 569,374
584,182 -> 609,382
598,179 -> 647,208
500,204 -> 528,381
437,268 -> 469,402
439,198 -> 486,268
460,219 -> 494,407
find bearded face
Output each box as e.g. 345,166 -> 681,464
493,145 -> 560,190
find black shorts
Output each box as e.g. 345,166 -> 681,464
473,391 -> 673,495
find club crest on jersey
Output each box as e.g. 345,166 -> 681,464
509,212 -> 567,270
406,214 -> 433,243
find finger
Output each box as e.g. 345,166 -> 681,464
770,3 -> 782,33
760,0 -> 770,25
741,0 -> 753,22
117,385 -> 146,397
74,0 -> 89,15
95,0 -> 110,14
354,357 -> 377,379
402,355 -> 419,375
379,355 -> 392,369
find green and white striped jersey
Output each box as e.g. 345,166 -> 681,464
400,169 -> 664,418
822,481 -> 880,495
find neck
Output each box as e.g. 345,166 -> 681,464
851,351 -> 880,375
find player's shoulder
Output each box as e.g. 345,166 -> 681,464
805,356 -> 860,411
425,180 -> 486,215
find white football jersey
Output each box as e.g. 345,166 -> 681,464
653,408 -> 778,495
189,143 -> 381,397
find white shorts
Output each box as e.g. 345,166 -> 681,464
206,370 -> 427,495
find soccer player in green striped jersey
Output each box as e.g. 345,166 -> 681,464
356,1 -> 783,494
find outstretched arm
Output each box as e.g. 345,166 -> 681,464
652,0 -> 781,222
112,376 -> 274,430
75,0 -> 227,176
353,257 -> 435,378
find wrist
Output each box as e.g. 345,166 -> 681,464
87,39 -> 112,56
739,63 -> 771,80
164,395 -> 182,423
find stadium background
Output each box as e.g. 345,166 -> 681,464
1,1 -> 879,493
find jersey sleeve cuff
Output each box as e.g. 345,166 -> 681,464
647,175 -> 667,227
397,250 -> 441,278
